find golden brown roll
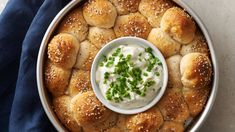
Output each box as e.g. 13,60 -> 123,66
183,87 -> 209,117
114,12 -> 152,39
67,70 -> 92,97
166,55 -> 183,89
53,96 -> 81,132
70,91 -> 117,131
180,53 -> 212,89
83,0 -> 117,28
160,121 -> 184,132
44,61 -> 71,97
57,8 -> 88,42
88,27 -> 116,49
110,0 -> 140,15
161,7 -> 196,44
74,40 -> 98,70
180,31 -> 209,56
47,33 -> 80,69
126,107 -> 164,132
139,0 -> 174,27
147,28 -> 181,57
158,88 -> 190,123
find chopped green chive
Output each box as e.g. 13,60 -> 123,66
100,47 -> 162,102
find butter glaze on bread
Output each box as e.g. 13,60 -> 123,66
126,107 -> 163,132
74,40 -> 98,70
47,33 -> 80,69
114,12 -> 152,39
83,0 -> 117,28
53,96 -> 82,131
68,70 -> 92,97
183,87 -> 209,117
139,0 -> 174,27
161,7 -> 196,44
160,121 -> 184,132
57,8 -> 88,42
180,53 -> 212,89
147,28 -> 181,57
70,91 -> 117,129
158,88 -> 190,123
180,31 -> 209,56
110,0 -> 141,15
44,61 -> 71,97
88,27 -> 116,49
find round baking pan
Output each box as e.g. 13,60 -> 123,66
36,0 -> 219,131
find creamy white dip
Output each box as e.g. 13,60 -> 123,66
96,44 -> 163,109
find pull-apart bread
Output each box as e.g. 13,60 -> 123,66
44,0 -> 213,131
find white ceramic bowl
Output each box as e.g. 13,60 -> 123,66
90,37 -> 168,114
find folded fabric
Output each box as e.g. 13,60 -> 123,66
0,0 -> 69,131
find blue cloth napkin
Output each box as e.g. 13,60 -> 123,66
0,0 -> 69,131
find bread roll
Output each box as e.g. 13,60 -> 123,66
44,61 -> 71,97
180,53 -> 212,89
88,27 -> 116,49
126,107 -> 163,132
161,7 -> 196,44
158,89 -> 190,123
48,33 -> 80,69
114,12 -> 152,39
57,8 -> 88,42
160,121 -> 184,132
147,28 -> 181,57
180,31 -> 209,56
74,40 -> 98,70
183,87 -> 209,117
68,70 -> 92,97
110,0 -> 140,15
166,55 -> 183,89
83,0 -> 117,28
53,96 -> 81,132
139,0 -> 174,27
70,91 -> 117,130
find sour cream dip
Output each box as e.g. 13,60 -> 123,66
96,44 -> 163,109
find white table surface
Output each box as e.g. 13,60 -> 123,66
0,0 -> 235,131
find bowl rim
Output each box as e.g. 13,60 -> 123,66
36,0 -> 219,131
90,36 -> 168,115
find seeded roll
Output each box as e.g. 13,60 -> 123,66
180,31 -> 209,56
83,0 -> 117,28
44,61 -> 71,97
139,0 -> 174,27
88,27 -> 116,49
160,121 -> 184,132
158,88 -> 190,123
114,12 -> 152,39
180,53 -> 212,89
74,40 -> 98,70
126,107 -> 164,132
57,8 -> 88,42
53,96 -> 81,132
47,33 -> 80,69
161,7 -> 196,44
68,70 -> 92,97
147,28 -> 181,57
70,91 -> 117,131
166,55 -> 183,89
183,87 -> 209,117
110,0 -> 141,15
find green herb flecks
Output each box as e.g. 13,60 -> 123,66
99,47 -> 161,102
